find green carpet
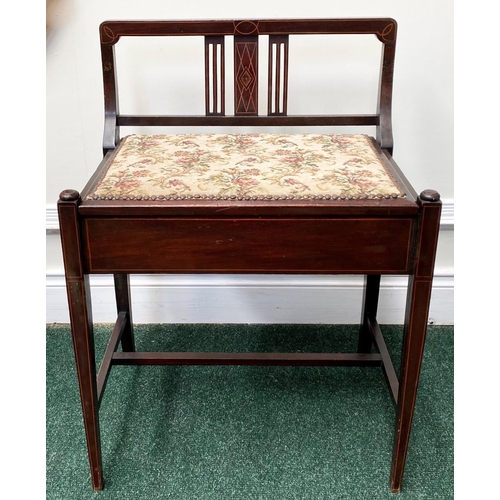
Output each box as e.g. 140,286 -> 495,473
46,324 -> 453,499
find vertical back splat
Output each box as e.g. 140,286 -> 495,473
234,35 -> 259,115
204,36 -> 225,116
268,35 -> 289,116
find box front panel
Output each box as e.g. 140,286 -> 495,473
83,217 -> 413,274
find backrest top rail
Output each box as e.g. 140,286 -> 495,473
100,18 -> 397,44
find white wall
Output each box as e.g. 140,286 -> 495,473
46,0 -> 454,324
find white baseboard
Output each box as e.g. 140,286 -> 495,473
46,272 -> 454,325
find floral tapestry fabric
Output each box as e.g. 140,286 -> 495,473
86,134 -> 405,201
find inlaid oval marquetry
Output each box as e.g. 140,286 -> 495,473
376,22 -> 396,42
234,21 -> 259,35
101,25 -> 118,44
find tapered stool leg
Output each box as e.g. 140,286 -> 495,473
391,275 -> 432,492
58,190 -> 104,490
66,276 -> 103,490
390,191 -> 441,493
114,274 -> 135,352
358,274 -> 381,353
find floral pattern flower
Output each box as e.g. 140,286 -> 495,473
87,134 -> 405,201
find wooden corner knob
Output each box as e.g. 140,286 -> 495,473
59,189 -> 80,202
420,189 -> 440,202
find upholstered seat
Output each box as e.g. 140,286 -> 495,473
86,134 -> 406,202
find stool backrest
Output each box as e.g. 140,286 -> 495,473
100,19 -> 397,153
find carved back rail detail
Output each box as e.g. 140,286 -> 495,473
100,19 -> 397,153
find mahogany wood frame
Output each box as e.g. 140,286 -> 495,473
58,19 -> 441,494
